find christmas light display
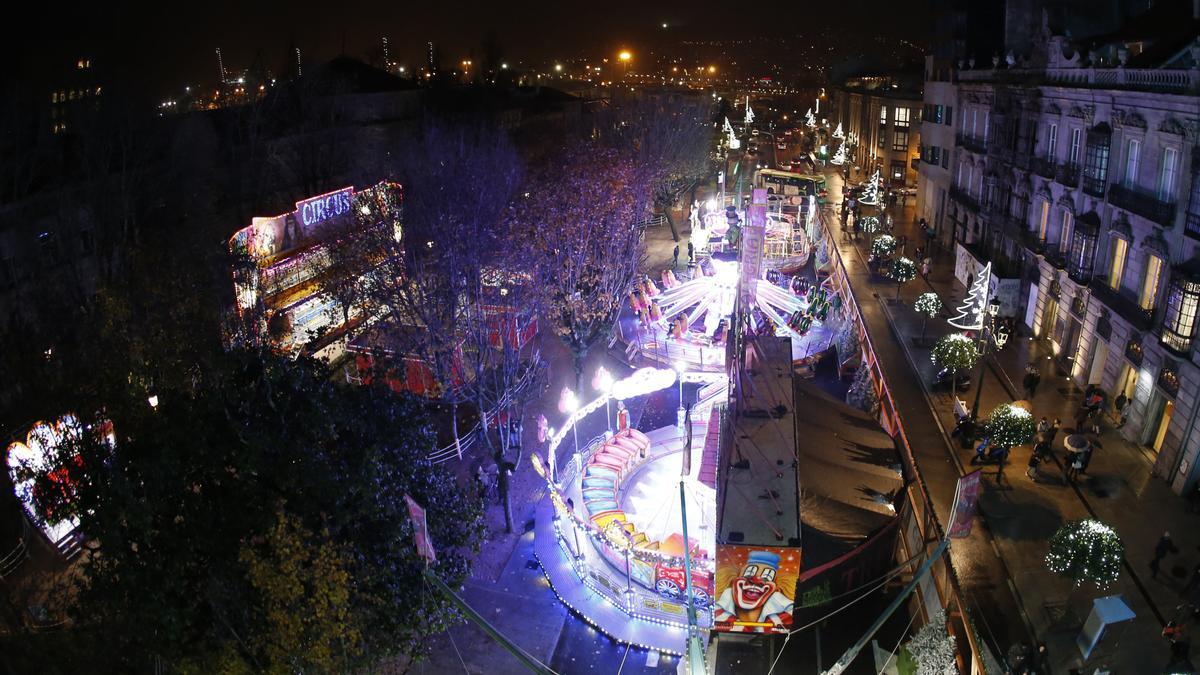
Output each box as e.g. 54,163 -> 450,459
857,215 -> 879,234
858,170 -> 881,206
805,108 -> 816,129
914,292 -> 943,318
830,142 -> 846,166
871,234 -> 896,259
1045,519 -> 1124,589
984,403 -> 1036,448
833,122 -> 844,139
948,263 -> 991,331
930,333 -> 979,372
889,257 -> 917,283
905,609 -> 958,675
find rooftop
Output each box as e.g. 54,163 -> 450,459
718,336 -> 800,547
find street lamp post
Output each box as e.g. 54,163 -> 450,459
970,301 -> 1011,422
617,50 -> 631,80
675,362 -> 687,428
559,387 -> 581,475
593,366 -> 614,436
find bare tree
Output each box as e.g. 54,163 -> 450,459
515,133 -> 647,388
352,123 -> 522,456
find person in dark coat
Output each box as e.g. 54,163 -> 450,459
1023,369 -> 1042,399
672,244 -> 680,269
1151,531 -> 1179,580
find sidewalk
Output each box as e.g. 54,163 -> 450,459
826,169 -> 1199,673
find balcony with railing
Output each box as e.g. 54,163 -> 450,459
1109,184 -> 1177,227
955,134 -> 987,154
1082,175 -> 1108,198
1186,209 -> 1200,241
1031,157 -> 1055,180
1090,278 -> 1154,331
957,65 -> 1200,94
949,185 -> 980,212
1055,162 -> 1080,188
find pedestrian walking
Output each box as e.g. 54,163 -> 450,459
1114,391 -> 1130,428
1037,416 -> 1051,441
852,216 -> 861,240
921,257 -> 932,281
1151,531 -> 1179,580
1078,444 -> 1094,474
672,244 -> 680,269
1023,369 -> 1042,400
1065,449 -> 1083,482
897,234 -> 908,254
1026,449 -> 1042,480
687,241 -> 695,262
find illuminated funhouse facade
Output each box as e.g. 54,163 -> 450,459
228,182 -> 403,359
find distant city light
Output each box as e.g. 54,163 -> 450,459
554,64 -> 563,72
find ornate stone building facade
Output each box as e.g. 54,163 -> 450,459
930,7 -> 1200,494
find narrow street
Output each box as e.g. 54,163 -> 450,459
824,167 -> 1200,674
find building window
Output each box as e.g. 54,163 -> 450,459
1161,261 -> 1200,354
1059,210 -> 1073,252
1068,217 -> 1098,282
890,160 -> 906,182
1068,128 -> 1082,165
1186,169 -> 1200,240
1140,253 -> 1164,310
1038,200 -> 1050,240
879,106 -> 888,124
1108,237 -> 1128,291
1159,147 -> 1180,201
945,106 -> 952,125
941,151 -> 949,169
983,111 -> 990,143
1047,123 -> 1058,158
1082,125 -> 1111,195
893,128 -> 909,151
895,108 -> 910,128
1123,138 -> 1141,189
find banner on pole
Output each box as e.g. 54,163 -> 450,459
948,470 -> 982,538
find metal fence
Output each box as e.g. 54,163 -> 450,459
816,209 -> 988,674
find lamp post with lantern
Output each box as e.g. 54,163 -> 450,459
970,299 -> 1012,422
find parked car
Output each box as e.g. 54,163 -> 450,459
932,367 -> 972,392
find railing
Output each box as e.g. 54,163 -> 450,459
1082,175 -> 1107,198
1186,211 -> 1200,241
817,209 -> 986,673
1020,228 -> 1046,255
1109,184 -> 1178,226
1055,162 -> 1080,188
1032,156 -> 1056,179
1089,279 -> 1154,331
955,134 -> 986,154
957,65 -> 1200,93
949,185 -> 980,212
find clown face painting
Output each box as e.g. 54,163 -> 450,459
713,548 -> 797,633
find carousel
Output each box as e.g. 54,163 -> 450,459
622,256 -> 839,372
532,366 -> 728,655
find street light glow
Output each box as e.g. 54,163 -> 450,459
618,51 -> 632,62
554,63 -> 563,72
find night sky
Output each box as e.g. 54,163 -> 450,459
15,0 -> 927,98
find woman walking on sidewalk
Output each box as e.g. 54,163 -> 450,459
921,257 -> 932,281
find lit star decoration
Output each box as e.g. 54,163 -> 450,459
984,403 -> 1036,448
1045,519 -> 1124,589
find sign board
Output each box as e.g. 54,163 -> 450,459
296,187 -> 353,231
948,470 -> 982,538
713,545 -> 800,633
739,188 -> 767,307
955,243 -> 1020,317
403,494 -> 437,564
